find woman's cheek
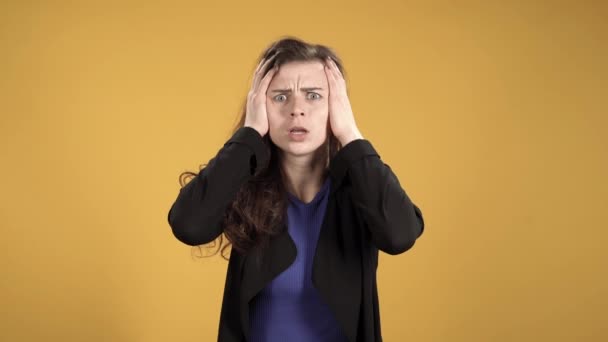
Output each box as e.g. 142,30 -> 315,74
320,99 -> 329,112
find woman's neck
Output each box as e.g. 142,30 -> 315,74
279,147 -> 329,203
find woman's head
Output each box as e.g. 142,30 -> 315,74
237,36 -> 348,165
180,36 -> 348,260
267,59 -> 330,161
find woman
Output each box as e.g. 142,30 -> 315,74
167,36 -> 425,342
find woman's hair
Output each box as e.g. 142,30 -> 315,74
178,36 -> 348,260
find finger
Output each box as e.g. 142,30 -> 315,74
333,61 -> 344,79
254,51 -> 277,74
324,56 -> 333,71
328,62 -> 348,96
252,59 -> 270,90
250,59 -> 266,89
326,57 -> 344,83
254,57 -> 264,74
252,54 -> 278,90
257,64 -> 279,96
324,62 -> 337,94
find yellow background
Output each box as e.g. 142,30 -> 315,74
1,1 -> 606,341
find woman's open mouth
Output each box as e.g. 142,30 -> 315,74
288,128 -> 308,141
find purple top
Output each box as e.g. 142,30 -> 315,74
248,176 -> 348,342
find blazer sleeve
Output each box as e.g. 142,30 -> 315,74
167,126 -> 270,246
329,138 -> 425,255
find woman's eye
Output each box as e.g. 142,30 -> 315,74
308,92 -> 322,100
273,92 -> 321,102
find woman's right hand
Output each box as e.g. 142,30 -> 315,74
244,54 -> 279,137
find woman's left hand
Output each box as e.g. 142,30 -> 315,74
324,56 -> 363,146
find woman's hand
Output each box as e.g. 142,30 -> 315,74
324,56 -> 363,146
244,54 -> 279,137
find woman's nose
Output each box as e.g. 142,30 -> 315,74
290,97 -> 305,116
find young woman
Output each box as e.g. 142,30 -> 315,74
167,36 -> 425,342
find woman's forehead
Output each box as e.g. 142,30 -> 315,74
271,60 -> 327,85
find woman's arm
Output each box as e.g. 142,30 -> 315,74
330,138 -> 424,255
167,126 -> 269,246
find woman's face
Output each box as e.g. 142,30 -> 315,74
266,59 -> 330,158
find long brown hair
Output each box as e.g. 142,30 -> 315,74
179,36 -> 348,260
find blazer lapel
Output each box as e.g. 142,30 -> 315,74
239,225 -> 297,340
311,194 -> 362,342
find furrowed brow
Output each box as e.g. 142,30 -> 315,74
271,87 -> 324,93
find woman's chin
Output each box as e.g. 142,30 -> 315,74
279,140 -> 324,157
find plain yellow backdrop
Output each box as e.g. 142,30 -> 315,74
1,1 -> 606,341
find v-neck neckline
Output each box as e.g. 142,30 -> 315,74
287,177 -> 331,206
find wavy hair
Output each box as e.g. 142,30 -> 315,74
178,36 -> 348,260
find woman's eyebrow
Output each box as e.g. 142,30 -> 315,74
270,87 -> 324,93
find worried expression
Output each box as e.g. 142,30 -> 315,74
266,60 -> 330,157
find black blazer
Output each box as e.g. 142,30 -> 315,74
168,126 -> 425,342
